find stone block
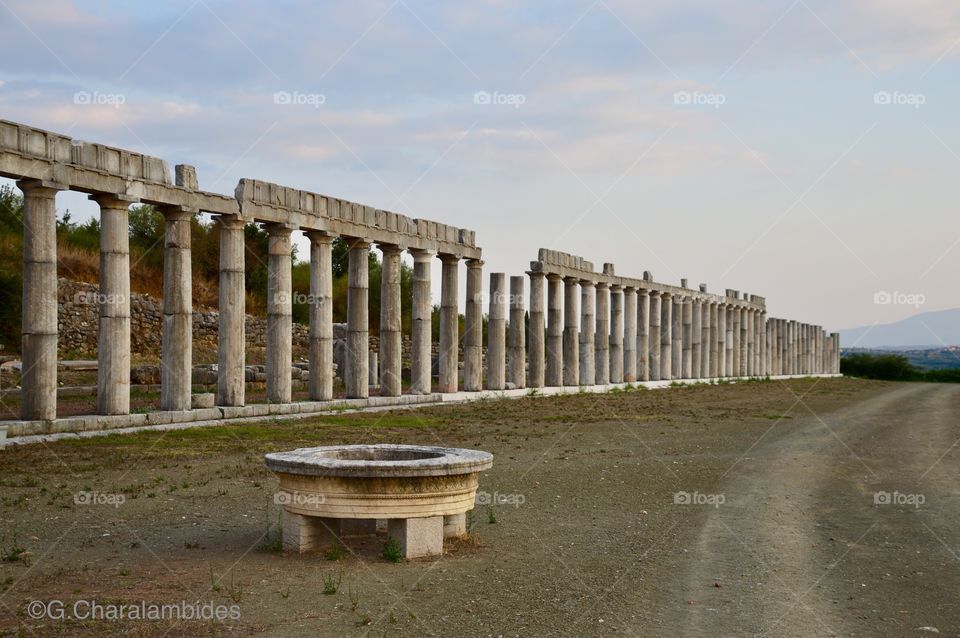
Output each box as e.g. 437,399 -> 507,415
191,393 -> 215,409
443,513 -> 466,538
387,516 -> 443,559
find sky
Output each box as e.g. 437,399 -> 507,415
0,0 -> 958,337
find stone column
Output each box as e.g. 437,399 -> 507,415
463,259 -> 484,392
546,274 -> 563,387
487,273 -> 506,390
378,243 -> 402,397
745,308 -> 755,376
91,195 -> 134,416
640,289 -> 661,381
563,277 -> 580,386
623,287 -> 637,383
307,232 -> 334,401
527,271 -> 546,389
671,295 -> 683,378
609,285 -> 623,383
345,238 -> 370,399
637,288 -> 660,381
730,305 -> 740,376
438,254 -> 460,393
727,305 -> 737,377
159,205 -> 193,412
660,292 -> 672,380
409,249 -> 433,395
691,299 -> 701,380
217,216 -> 245,407
594,282 -> 610,385
508,275 -> 526,389
741,307 -> 751,377
579,279 -> 596,386
681,297 -> 692,379
701,301 -> 711,378
18,180 -> 62,421
266,224 -> 294,404
760,311 -> 768,376
710,302 -> 720,378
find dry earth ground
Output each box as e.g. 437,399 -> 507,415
0,377 -> 958,636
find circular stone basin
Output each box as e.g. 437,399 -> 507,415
265,444 -> 494,521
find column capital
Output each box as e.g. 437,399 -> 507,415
342,235 -> 370,248
305,229 -> 335,244
408,247 -> 434,262
609,283 -> 622,292
623,285 -> 636,294
17,178 -> 66,195
217,214 -> 245,230
546,272 -> 563,282
526,269 -> 545,279
579,278 -> 595,288
90,193 -> 140,209
158,204 -> 198,220
641,288 -> 653,297
438,252 -> 460,264
377,242 -> 403,256
467,258 -> 484,269
264,221 -> 295,236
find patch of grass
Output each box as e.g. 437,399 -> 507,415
487,508 -> 497,524
0,538 -> 25,563
325,543 -> 347,561
323,571 -> 341,595
382,538 -> 403,563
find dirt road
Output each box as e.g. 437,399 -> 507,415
664,382 -> 960,636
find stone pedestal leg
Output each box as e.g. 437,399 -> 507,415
346,239 -> 370,399
409,249 -> 433,395
388,516 -> 444,559
527,271 -> 545,388
594,282 -> 610,385
265,224 -> 293,404
691,299 -> 701,380
508,275 -> 526,389
443,513 -> 467,538
563,278 -> 580,386
19,180 -> 61,421
579,280 -> 596,385
609,285 -> 623,383
159,206 -> 193,412
307,232 -> 334,401
648,291 -> 661,382
378,244 -> 402,397
660,292 -> 673,380
438,254 -> 459,393
217,216 -> 245,407
546,274 -> 563,386
464,259 -> 484,392
487,273 -> 506,390
623,287 -> 637,383
94,195 -> 135,415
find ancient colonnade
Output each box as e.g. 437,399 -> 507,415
0,120 -> 840,432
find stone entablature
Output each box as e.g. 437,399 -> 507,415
532,248 -> 766,308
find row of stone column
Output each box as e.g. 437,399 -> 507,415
17,178 -> 479,420
482,272 -> 840,390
